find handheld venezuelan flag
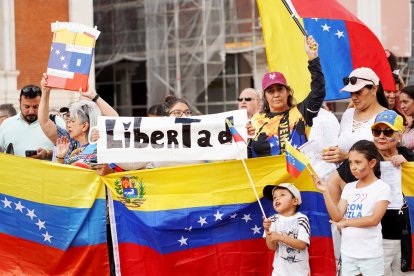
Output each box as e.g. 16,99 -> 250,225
0,154 -> 109,275
256,0 -> 394,101
46,22 -> 100,92
285,139 -> 310,178
225,118 -> 246,144
104,155 -> 336,275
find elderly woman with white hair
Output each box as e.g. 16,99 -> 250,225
38,74 -> 118,168
54,100 -> 100,165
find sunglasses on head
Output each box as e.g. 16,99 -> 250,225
343,76 -> 375,86
20,86 -> 41,97
371,128 -> 395,138
237,97 -> 254,102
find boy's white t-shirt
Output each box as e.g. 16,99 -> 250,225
340,179 -> 391,259
264,212 -> 310,276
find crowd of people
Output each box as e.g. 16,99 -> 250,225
1,35 -> 414,275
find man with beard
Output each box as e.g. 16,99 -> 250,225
0,85 -> 64,159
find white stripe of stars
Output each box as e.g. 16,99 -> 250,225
1,196 -> 52,243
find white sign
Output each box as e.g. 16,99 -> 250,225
380,161 -> 403,210
96,110 -> 248,163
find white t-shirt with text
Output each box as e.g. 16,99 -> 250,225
340,179 -> 391,259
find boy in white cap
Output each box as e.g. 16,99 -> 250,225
263,183 -> 310,276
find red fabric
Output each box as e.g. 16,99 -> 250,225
118,237 -> 335,276
0,233 -> 109,275
291,0 -> 395,91
286,162 -> 301,178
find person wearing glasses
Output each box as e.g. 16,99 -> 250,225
161,95 -> 193,117
0,85 -> 65,159
249,36 -> 325,157
322,67 -> 388,164
324,110 -> 414,275
151,95 -> 203,168
238,88 -> 261,119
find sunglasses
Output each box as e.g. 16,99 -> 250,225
371,128 -> 395,138
168,109 -> 192,117
343,76 -> 375,86
20,86 -> 41,97
237,97 -> 254,102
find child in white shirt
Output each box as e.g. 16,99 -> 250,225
313,140 -> 391,276
262,183 -> 310,276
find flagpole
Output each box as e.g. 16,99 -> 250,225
225,119 -> 267,219
236,147 -> 268,220
280,0 -> 307,36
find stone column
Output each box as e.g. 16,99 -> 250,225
0,0 -> 19,103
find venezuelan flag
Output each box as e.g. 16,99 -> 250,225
257,0 -> 394,101
0,154 -> 109,275
104,156 -> 335,275
401,162 -> 414,270
285,140 -> 310,178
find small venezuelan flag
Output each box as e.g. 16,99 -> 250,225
225,118 -> 246,144
285,140 -> 309,178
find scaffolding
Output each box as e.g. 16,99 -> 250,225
93,0 -> 264,115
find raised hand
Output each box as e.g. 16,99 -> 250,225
311,174 -> 327,193
304,35 -> 318,61
56,136 -> 70,160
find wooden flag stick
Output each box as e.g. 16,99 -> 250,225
234,142 -> 267,220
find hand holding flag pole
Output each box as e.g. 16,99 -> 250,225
225,119 -> 267,219
280,0 -> 318,51
280,0 -> 307,36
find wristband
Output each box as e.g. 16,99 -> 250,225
56,156 -> 64,160
92,94 -> 100,102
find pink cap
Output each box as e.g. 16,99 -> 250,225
262,72 -> 288,91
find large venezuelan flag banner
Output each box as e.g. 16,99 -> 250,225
0,154 -> 109,275
401,162 -> 414,271
104,156 -> 336,275
257,0 -> 394,101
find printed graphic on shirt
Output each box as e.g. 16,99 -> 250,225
251,107 -> 309,157
270,214 -> 310,264
345,193 -> 367,219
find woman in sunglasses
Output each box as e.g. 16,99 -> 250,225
325,110 -> 414,275
249,36 -> 325,157
322,67 -> 388,163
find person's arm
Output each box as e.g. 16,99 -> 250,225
298,36 -> 326,126
326,164 -> 354,205
80,88 -> 118,117
332,200 -> 389,229
271,232 -> 307,250
263,218 -> 277,251
312,174 -> 348,222
39,74 -> 58,144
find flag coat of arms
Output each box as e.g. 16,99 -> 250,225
257,0 -> 394,101
46,22 -> 100,92
0,154 -> 109,275
105,155 -> 336,275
